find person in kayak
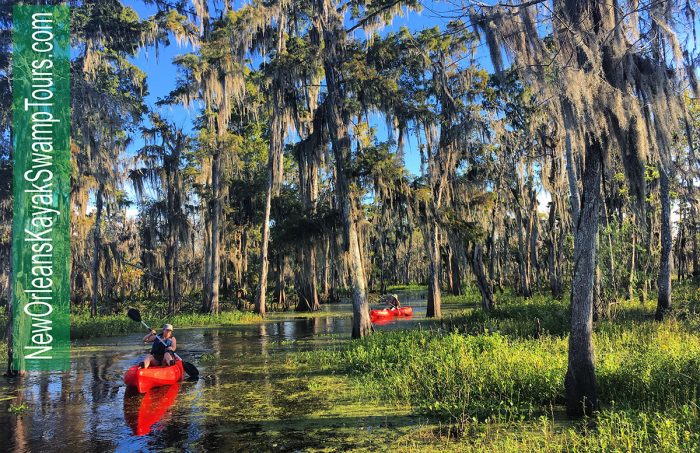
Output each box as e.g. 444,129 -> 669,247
140,323 -> 177,368
385,294 -> 401,311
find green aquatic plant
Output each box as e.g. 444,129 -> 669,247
8,402 -> 28,414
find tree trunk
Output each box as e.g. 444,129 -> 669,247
5,262 -> 14,375
515,205 -> 532,297
296,132 -> 321,311
444,246 -> 453,294
322,235 -> 330,300
256,28 -> 286,317
565,128 -> 581,226
90,183 -> 104,317
487,210 -> 497,283
173,238 -> 180,313
296,246 -> 320,311
655,165 -> 672,320
208,151 -> 221,314
166,192 -> 177,314
548,198 -> 563,298
379,239 -> 386,294
528,192 -> 539,287
450,244 -> 462,296
628,215 -> 636,300
426,222 -> 442,318
255,169 -> 273,317
565,138 -> 601,417
274,256 -> 287,310
202,206 -> 211,311
469,243 -> 494,311
318,0 -> 372,337
404,233 -> 413,284
692,205 -> 699,277
346,210 -> 372,338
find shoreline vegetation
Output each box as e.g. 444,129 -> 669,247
5,283 -> 699,450
291,282 -> 700,451
70,309 -> 262,340
0,284 -> 425,358
1,0 -> 700,449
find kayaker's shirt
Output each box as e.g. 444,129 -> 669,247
151,336 -> 174,356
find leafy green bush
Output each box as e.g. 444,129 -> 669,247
71,313 -> 141,339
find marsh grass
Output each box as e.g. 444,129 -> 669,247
386,284 -> 429,292
300,283 -> 700,451
70,309 -> 260,339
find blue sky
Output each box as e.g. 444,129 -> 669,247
123,0 -> 495,170
118,0 -> 512,214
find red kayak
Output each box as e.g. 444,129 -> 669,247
124,360 -> 184,393
370,308 -> 392,320
370,306 -> 413,322
124,383 -> 180,436
394,306 -> 413,316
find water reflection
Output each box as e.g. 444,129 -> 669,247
124,384 -> 180,436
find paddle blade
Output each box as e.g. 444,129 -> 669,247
127,308 -> 142,323
182,361 -> 199,379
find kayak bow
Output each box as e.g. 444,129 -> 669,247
124,360 -> 185,393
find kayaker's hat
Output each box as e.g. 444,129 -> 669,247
392,294 -> 398,299
163,323 -> 174,331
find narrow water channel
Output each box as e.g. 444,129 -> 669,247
0,296 -> 431,452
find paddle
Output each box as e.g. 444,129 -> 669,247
127,308 -> 199,379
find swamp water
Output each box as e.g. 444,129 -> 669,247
0,297 -> 437,452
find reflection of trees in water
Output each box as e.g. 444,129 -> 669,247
86,354 -> 117,444
203,330 -> 222,388
313,316 -> 321,336
259,322 -> 274,420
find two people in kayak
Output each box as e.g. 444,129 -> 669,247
139,323 -> 177,368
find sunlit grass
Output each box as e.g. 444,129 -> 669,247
297,282 -> 700,451
385,283 -> 429,292
70,309 -> 260,339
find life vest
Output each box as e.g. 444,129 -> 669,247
151,335 -> 173,356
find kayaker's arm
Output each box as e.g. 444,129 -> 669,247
168,337 -> 176,352
143,330 -> 157,343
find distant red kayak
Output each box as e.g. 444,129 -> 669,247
370,306 -> 413,322
124,360 -> 184,393
370,308 -> 392,320
124,383 -> 180,436
394,306 -> 413,316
